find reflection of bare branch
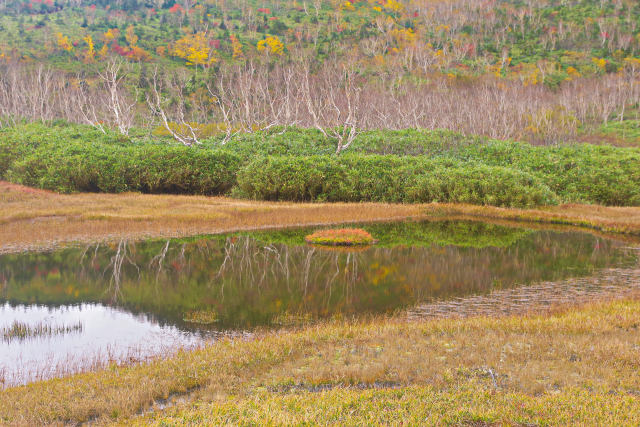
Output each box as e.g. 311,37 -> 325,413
79,244 -> 91,262
178,244 -> 187,266
209,236 -> 372,314
217,238 -> 235,278
149,240 -> 171,282
102,240 -> 125,303
324,254 -> 341,305
302,247 -> 316,297
101,240 -> 140,303
78,243 -> 99,277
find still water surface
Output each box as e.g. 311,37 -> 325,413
1,220 -> 637,386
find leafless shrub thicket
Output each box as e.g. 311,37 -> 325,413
1,59 -> 639,145
0,59 -> 140,132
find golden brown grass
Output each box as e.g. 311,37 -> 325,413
133,385 -> 640,426
1,297 -> 639,425
2,181 -> 640,254
0,181 -> 422,253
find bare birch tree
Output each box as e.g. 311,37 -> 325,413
303,62 -> 362,154
146,67 -> 201,146
97,58 -> 135,136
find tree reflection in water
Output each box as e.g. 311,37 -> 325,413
0,221 -> 636,329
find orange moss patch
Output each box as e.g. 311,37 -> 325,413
305,228 -> 377,246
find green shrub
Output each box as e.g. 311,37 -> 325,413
236,155 -> 558,207
3,123 -> 639,207
233,156 -> 343,201
456,141 -> 640,205
405,163 -> 558,207
235,155 -> 428,202
0,123 -> 129,177
7,140 -> 241,195
131,146 -> 241,194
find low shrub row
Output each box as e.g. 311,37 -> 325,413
1,123 -> 639,207
234,155 -> 558,207
5,140 -> 240,195
455,141 -> 640,205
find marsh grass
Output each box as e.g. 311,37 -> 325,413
1,297 -> 639,425
183,310 -> 219,325
0,181 -> 422,254
1,320 -> 82,343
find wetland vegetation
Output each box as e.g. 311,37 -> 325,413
1,297 -> 639,425
2,0 -> 640,424
1,320 -> 82,343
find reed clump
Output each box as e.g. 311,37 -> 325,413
1,321 -> 82,343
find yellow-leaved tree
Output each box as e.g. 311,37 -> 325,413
171,32 -> 217,69
230,34 -> 243,59
83,35 -> 95,63
125,25 -> 138,47
384,0 -> 403,12
257,35 -> 284,56
56,33 -> 73,52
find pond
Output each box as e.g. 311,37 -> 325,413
1,220 -> 638,387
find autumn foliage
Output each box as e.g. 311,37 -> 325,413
171,32 -> 217,67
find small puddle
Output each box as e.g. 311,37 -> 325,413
0,220 -> 637,387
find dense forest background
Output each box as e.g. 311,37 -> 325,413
1,0 -> 640,145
